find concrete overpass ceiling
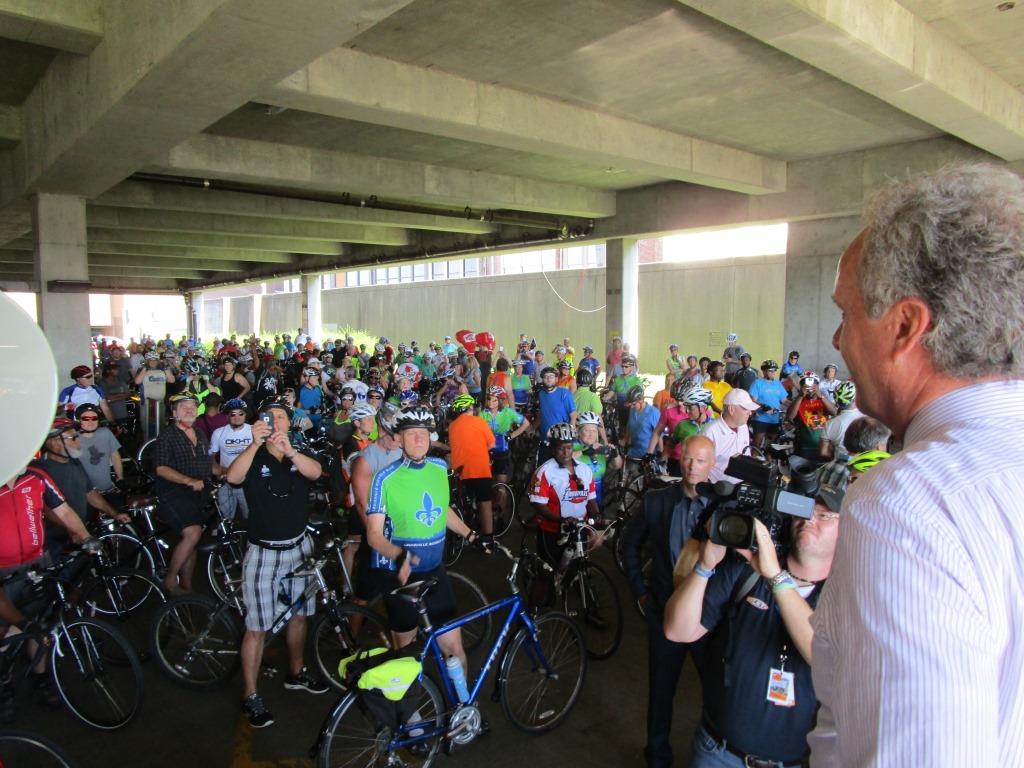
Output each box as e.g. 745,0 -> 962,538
205,104 -> 664,190
346,0 -> 941,159
0,39 -> 57,105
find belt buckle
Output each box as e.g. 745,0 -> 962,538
744,757 -> 776,768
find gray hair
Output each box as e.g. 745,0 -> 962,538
843,416 -> 892,454
860,164 -> 1024,377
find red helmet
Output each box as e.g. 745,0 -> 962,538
48,417 -> 78,439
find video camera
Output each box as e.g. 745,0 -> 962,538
707,454 -> 816,551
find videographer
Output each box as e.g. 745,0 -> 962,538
663,476 -> 848,768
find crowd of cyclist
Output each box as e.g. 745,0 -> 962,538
1,325 -> 891,766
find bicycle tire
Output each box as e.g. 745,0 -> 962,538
204,533 -> 246,608
561,561 -> 623,660
499,612 -> 586,733
442,507 -> 465,567
447,572 -> 491,654
51,618 -> 144,730
317,675 -> 444,768
309,603 -> 393,693
77,569 -> 167,658
97,531 -> 156,575
149,594 -> 242,689
490,482 -> 515,538
0,730 -> 77,768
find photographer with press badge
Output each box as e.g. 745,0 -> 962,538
226,396 -> 327,728
663,461 -> 848,768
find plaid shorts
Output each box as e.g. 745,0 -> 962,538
241,534 -> 316,632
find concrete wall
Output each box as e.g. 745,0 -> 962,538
223,258 -> 785,372
230,296 -> 252,337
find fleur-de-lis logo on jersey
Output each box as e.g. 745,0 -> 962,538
415,492 -> 442,527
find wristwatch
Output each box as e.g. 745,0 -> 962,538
768,570 -> 796,590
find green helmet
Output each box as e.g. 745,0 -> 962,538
848,449 -> 890,473
450,393 -> 476,416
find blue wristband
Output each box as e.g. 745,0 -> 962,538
693,563 -> 715,579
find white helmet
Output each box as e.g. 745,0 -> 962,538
577,411 -> 602,426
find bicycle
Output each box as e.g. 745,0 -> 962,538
604,456 -> 679,575
148,535 -> 390,692
523,517 -> 624,660
313,543 -> 586,766
0,552 -> 144,730
443,469 -> 515,567
0,730 -> 77,768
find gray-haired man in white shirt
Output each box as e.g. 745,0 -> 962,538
810,164 -> 1024,767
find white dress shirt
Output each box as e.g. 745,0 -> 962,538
810,379 -> 1024,767
700,416 -> 749,483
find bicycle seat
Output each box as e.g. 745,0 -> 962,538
196,535 -> 236,555
125,494 -> 156,509
391,578 -> 438,604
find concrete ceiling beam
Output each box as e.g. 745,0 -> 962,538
0,249 -> 246,272
0,106 -> 21,145
87,204 -> 409,246
0,0 -> 104,54
150,133 -> 617,219
98,180 -> 497,235
4,237 -> 298,263
88,266 -> 205,280
1,0 -> 415,208
83,229 -> 340,257
264,48 -> 786,196
678,0 -> 1024,161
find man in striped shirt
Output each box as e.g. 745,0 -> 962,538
810,164 -> 1024,767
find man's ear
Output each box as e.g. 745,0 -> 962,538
888,297 -> 934,360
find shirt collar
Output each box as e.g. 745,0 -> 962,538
905,379 -> 1024,445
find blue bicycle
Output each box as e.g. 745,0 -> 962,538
314,544 -> 587,766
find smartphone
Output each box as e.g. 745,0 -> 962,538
259,412 -> 275,434
499,345 -> 504,352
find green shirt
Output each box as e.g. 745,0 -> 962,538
574,387 -> 603,418
366,457 -> 450,572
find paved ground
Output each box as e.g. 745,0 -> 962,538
17,540 -> 703,768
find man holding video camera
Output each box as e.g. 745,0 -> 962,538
663,474 -> 847,768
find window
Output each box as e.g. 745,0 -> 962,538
464,258 -> 479,277
414,263 -> 427,281
400,265 -> 413,283
448,260 -> 463,279
432,262 -> 447,280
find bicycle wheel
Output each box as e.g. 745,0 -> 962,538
499,612 -> 586,733
447,572 -> 491,654
0,730 -> 76,768
443,508 -> 465,567
98,531 -> 155,575
204,533 -> 246,607
490,482 -> 515,538
149,594 -> 241,689
561,561 -> 623,660
309,603 -> 393,693
51,618 -> 143,730
77,569 -> 166,658
317,675 -> 444,768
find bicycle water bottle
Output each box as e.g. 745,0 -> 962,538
446,656 -> 470,703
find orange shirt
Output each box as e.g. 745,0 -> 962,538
448,413 -> 496,479
653,389 -> 672,411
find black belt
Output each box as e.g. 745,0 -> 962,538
251,536 -> 304,551
701,719 -> 804,768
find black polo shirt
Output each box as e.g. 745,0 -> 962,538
699,558 -> 822,764
241,445 -> 314,542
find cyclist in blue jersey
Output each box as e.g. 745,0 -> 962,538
537,366 -> 577,462
748,359 -> 789,449
296,368 -> 324,429
577,345 -> 600,379
622,385 -> 661,460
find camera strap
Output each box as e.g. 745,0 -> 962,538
722,568 -> 761,689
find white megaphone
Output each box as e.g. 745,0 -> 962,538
0,293 -> 58,483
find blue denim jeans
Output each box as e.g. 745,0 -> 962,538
689,725 -> 791,768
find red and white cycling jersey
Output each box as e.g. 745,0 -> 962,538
529,458 -> 596,533
0,468 -> 66,568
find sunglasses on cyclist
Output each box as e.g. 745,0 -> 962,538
79,416 -> 99,422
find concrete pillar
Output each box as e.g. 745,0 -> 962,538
302,274 -> 322,344
252,283 -> 265,338
783,216 -> 863,377
32,193 -> 90,385
605,237 -> 639,361
191,292 -> 204,342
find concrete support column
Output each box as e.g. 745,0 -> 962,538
191,292 -> 204,342
252,283 -> 265,337
32,193 -> 90,385
783,216 -> 863,377
302,274 -> 322,343
605,237 -> 640,360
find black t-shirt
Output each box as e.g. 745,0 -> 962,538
241,445 -> 314,542
32,458 -> 90,524
699,558 -> 821,763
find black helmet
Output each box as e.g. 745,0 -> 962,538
575,367 -> 594,388
258,396 -> 293,419
625,384 -> 646,404
546,422 -> 577,445
74,403 -> 102,420
395,406 -> 436,432
376,402 -> 401,436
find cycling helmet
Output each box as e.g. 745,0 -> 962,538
556,360 -> 571,371
582,345 -> 593,353
681,386 -> 714,407
323,365 -> 336,378
625,384 -> 646,404
727,332 -> 738,342
443,368 -> 456,378
74,403 -> 102,420
487,385 -> 506,399
799,372 -> 820,389
144,351 -> 160,361
669,343 -> 679,351
848,449 -> 891,473
450,393 -> 476,416
395,406 -> 435,432
184,360 -> 201,374
224,398 -> 247,413
376,402 -> 401,435
823,363 -> 838,374
374,343 -> 385,354
546,423 -> 577,444
349,403 -> 377,422
621,354 -> 637,367
399,390 -> 420,406
671,379 -> 694,402
168,393 -> 199,410
788,350 -> 800,359
258,396 -> 293,419
576,368 -> 594,388
302,367 -> 319,378
47,417 -> 78,439
577,411 -> 602,426
222,356 -> 237,366
833,380 -> 857,407
761,359 -> 778,371
70,365 -> 92,379
340,387 -> 356,400
367,385 -> 385,399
